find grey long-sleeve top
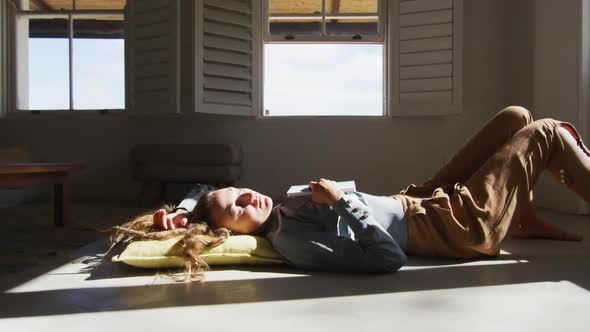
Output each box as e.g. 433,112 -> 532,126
177,185 -> 408,273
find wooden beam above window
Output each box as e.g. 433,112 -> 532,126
30,0 -> 53,11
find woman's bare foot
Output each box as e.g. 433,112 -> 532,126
509,203 -> 583,241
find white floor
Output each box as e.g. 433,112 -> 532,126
1,208 -> 589,332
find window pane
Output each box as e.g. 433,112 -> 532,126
27,0 -> 72,10
326,0 -> 378,36
264,44 -> 383,116
73,18 -> 125,110
269,0 -> 322,36
28,19 -> 69,110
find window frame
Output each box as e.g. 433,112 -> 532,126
260,0 -> 388,117
263,0 -> 386,43
9,0 -> 125,115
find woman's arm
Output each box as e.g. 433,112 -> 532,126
154,184 -> 214,230
340,193 -> 407,272
174,184 -> 215,213
275,180 -> 407,272
275,194 -> 407,272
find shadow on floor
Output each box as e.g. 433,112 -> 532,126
0,206 -> 588,319
0,240 -> 588,319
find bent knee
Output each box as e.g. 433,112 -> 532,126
496,106 -> 533,133
521,118 -> 563,143
500,105 -> 533,125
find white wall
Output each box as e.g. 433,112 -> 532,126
0,0 -> 509,205
504,0 -> 534,109
0,116 -> 133,202
532,0 -> 587,213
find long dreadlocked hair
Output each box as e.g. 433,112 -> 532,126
109,192 -> 230,282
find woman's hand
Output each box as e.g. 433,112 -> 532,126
308,178 -> 345,205
153,208 -> 189,230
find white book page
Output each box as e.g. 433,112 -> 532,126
286,180 -> 356,197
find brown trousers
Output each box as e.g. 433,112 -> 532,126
392,106 -> 582,258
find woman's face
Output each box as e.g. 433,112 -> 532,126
209,187 -> 273,234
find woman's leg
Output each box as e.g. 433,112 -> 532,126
449,118 -> 586,255
509,201 -> 583,241
547,124 -> 590,202
418,106 -> 579,241
422,106 -> 533,187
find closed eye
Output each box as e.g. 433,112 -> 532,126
231,206 -> 244,220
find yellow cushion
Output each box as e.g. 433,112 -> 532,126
112,235 -> 286,268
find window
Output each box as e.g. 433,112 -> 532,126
14,0 -> 125,112
265,0 -> 384,42
194,0 -> 462,118
263,0 -> 386,116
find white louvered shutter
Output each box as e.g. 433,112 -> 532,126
0,0 -> 5,116
1,0 -> 15,115
125,0 -> 180,115
390,0 -> 463,116
194,0 -> 261,116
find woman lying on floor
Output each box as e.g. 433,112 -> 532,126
120,106 -> 586,277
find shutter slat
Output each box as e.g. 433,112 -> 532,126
135,36 -> 169,52
134,50 -> 168,66
204,0 -> 251,14
400,23 -> 452,40
204,35 -> 252,53
135,10 -> 169,27
400,10 -> 452,27
400,78 -> 452,93
204,21 -> 251,40
400,50 -> 452,66
135,22 -> 169,39
400,37 -> 452,53
136,63 -> 169,79
400,0 -> 452,14
204,90 -> 252,106
135,91 -> 170,110
400,64 -> 452,79
204,7 -> 251,27
134,0 -> 169,13
400,91 -> 453,104
135,77 -> 169,93
205,77 -> 252,93
204,49 -> 252,66
204,63 -> 252,80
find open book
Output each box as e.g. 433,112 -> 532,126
286,180 -> 356,198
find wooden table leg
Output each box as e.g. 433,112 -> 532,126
0,166 -> 80,227
54,182 -> 66,227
